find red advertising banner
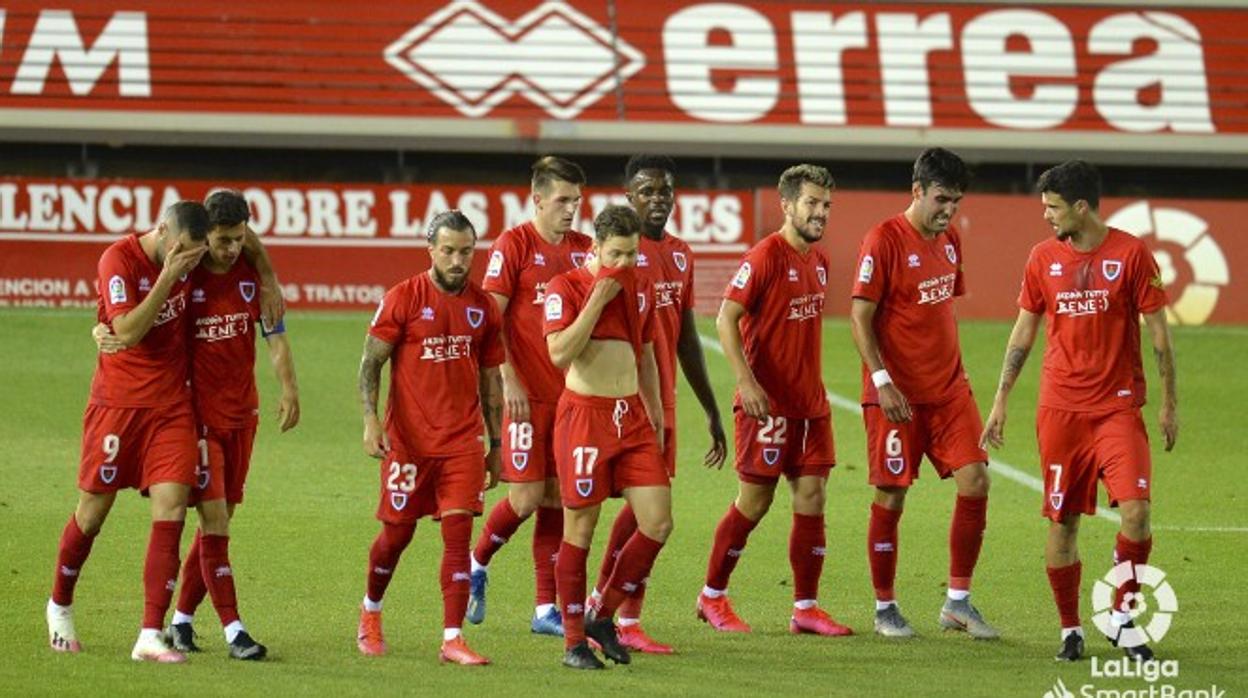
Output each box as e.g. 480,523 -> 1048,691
0,176 -> 753,312
756,190 -> 1242,325
0,1 -> 1242,137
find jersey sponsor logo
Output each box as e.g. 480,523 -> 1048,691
945,243 -> 957,265
637,292 -> 646,313
100,465 -> 117,484
575,478 -> 594,497
762,447 -> 781,466
239,280 -> 257,302
420,306 -> 434,321
816,265 -> 827,286
1049,262 -> 1063,276
672,251 -> 687,272
511,452 -> 528,471
908,253 -> 920,268
107,275 -> 126,305
857,255 -> 874,284
917,273 -> 957,305
886,457 -> 905,475
731,261 -> 752,289
544,293 -> 563,321
390,492 -> 408,511
570,252 -> 587,268
420,334 -> 475,362
485,250 -> 504,278
153,293 -> 187,327
786,293 -> 824,321
1102,259 -> 1123,281
1054,289 -> 1110,317
371,300 -> 385,326
466,306 -> 485,328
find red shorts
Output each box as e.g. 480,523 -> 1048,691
662,406 -> 677,478
376,450 -> 486,524
1037,407 -> 1152,522
78,402 -> 197,493
864,388 -> 988,488
501,399 -> 557,484
190,421 -> 258,506
734,408 -> 836,485
554,392 -> 669,509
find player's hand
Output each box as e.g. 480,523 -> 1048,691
260,278 -> 286,332
363,414 -> 389,459
704,412 -> 727,469
92,322 -> 127,353
277,390 -> 300,432
502,373 -> 530,423
589,277 -> 623,305
878,383 -> 913,424
980,403 -> 1006,450
161,240 -> 206,281
1159,402 -> 1178,452
485,446 -> 501,490
738,377 -> 770,421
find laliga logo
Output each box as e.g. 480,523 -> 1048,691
1090,561 -> 1178,648
1107,201 -> 1229,325
385,0 -> 645,119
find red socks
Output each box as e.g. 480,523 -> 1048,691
200,534 -> 239,627
555,541 -> 589,649
705,505 -> 759,591
868,503 -> 902,602
175,529 -> 207,617
1113,533 -> 1153,614
594,505 -> 637,598
599,531 -> 664,619
1046,561 -> 1083,629
51,515 -> 97,607
142,520 -> 184,630
366,522 -> 415,604
949,495 -> 988,592
533,506 -> 562,606
790,513 -> 826,601
440,514 -> 472,629
472,498 -> 526,567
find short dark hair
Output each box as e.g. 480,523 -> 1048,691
779,164 -> 835,201
1036,160 -> 1102,211
204,189 -> 250,229
426,209 -> 477,245
531,155 -> 586,193
593,204 -> 641,242
625,154 -> 677,184
913,148 -> 970,192
163,201 -> 210,241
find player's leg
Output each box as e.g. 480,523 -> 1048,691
1047,514 -> 1084,661
869,486 -> 910,637
132,480 -> 191,663
590,503 -> 637,616
48,489 -> 116,653
358,520 -> 416,656
530,478 -> 564,634
937,462 -> 996,638
196,496 -> 264,659
1099,409 -> 1155,659
598,485 -> 671,654
435,454 -> 490,665
558,503 -> 607,668
787,474 -> 850,637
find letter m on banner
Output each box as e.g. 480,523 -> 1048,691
8,10 -> 151,97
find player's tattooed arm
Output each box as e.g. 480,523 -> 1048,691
981,308 -> 1041,449
359,335 -> 394,458
1143,309 -> 1178,451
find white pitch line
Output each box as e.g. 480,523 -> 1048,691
695,333 -> 1126,524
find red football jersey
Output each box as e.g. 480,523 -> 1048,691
90,234 -> 192,408
189,261 -> 269,428
638,234 -> 695,409
370,274 -> 505,457
542,266 -> 656,356
723,233 -> 830,419
852,214 -> 969,405
482,222 -> 592,403
1018,227 -> 1168,412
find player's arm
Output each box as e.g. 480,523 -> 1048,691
546,279 -> 619,369
1142,309 -> 1178,452
110,242 -> 205,346
265,331 -> 300,433
359,335 -> 394,459
639,341 -> 665,453
716,298 -> 768,420
675,307 -> 726,468
241,225 -> 285,329
850,297 -> 912,424
980,308 -> 1042,449
490,291 -> 531,424
479,365 -> 503,489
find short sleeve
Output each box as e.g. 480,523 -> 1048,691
479,295 -> 506,368
851,227 -> 889,303
98,245 -> 136,321
1131,243 -> 1168,315
723,248 -> 767,311
542,274 -> 577,336
481,234 -> 520,297
1018,248 -> 1047,313
368,284 -> 409,345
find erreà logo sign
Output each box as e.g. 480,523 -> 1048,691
384,0 -> 645,119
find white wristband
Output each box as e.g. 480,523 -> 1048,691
871,369 -> 893,388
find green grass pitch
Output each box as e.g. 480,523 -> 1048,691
1,309 -> 1243,696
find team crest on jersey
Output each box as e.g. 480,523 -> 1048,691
108,275 -> 127,305
637,292 -> 647,312
886,457 -> 905,475
858,255 -> 875,284
1049,492 -> 1064,511
570,252 -> 587,268
1102,259 -> 1123,282
945,244 -> 957,265
466,306 -> 485,328
485,250 -> 504,278
731,262 -> 752,289
762,447 -> 781,466
239,280 -> 256,302
816,265 -> 827,286
672,251 -> 687,272
100,465 -> 117,484
637,252 -> 649,267
390,492 -> 408,511
575,478 -> 594,497
544,293 -> 563,321
512,453 -> 529,471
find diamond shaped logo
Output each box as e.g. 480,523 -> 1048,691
385,0 -> 646,119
